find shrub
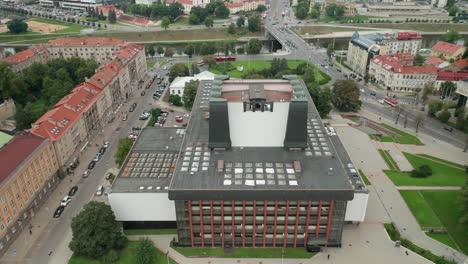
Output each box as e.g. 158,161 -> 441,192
438,110 -> 451,123
411,165 -> 433,178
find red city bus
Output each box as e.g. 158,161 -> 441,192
215,56 -> 236,62
383,96 -> 399,107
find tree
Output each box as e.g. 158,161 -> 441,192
428,100 -> 443,117
168,94 -> 183,106
161,16 -> 171,30
135,238 -> 155,264
108,9 -> 117,24
236,47 -> 245,54
214,5 -> 229,18
227,23 -> 236,34
442,30 -> 460,44
115,138 -> 133,166
182,80 -> 199,109
236,16 -> 245,28
325,3 -> 338,17
326,43 -> 334,57
310,9 -> 320,19
246,38 -> 262,54
169,63 -> 189,82
256,4 -> 267,13
421,83 -> 434,104
335,5 -> 345,18
7,19 -> 28,34
202,55 -> 216,66
168,2 -> 184,21
69,201 -> 127,259
303,68 -> 316,84
184,45 -> 194,57
164,47 -> 174,57
414,112 -> 424,133
191,63 -> 200,75
411,165 -> 433,178
156,46 -> 164,56
440,81 -> 456,98
102,250 -> 119,264
188,13 -> 200,25
295,6 -> 309,20
146,45 -> 155,57
316,87 -> 333,118
414,54 -> 425,66
448,5 -> 459,16
332,79 -> 362,112
438,110 -> 451,123
247,15 -> 261,32
205,15 -> 214,28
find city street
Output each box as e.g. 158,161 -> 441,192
0,63 -> 169,264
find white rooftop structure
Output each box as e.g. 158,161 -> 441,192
169,71 -> 216,97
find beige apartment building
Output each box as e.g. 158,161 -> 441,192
2,37 -> 148,170
369,54 -> 437,92
0,132 -> 60,256
1,45 -> 50,72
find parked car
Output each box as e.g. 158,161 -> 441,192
68,186 -> 78,196
60,196 -> 71,207
93,154 -> 101,162
175,116 -> 183,123
129,102 -> 137,112
82,170 -> 91,178
98,147 -> 106,155
96,186 -> 104,196
370,91 -> 377,96
103,141 -> 110,148
105,172 -> 112,180
88,161 -> 96,169
141,91 -> 146,96
443,126 -> 453,132
122,114 -> 128,121
53,206 -> 65,218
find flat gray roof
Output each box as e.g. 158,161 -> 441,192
168,77 -> 363,201
111,128 -> 184,193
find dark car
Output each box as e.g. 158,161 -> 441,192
370,91 -> 377,96
443,126 -> 453,132
98,147 -> 106,155
68,186 -> 78,196
88,161 -> 96,170
129,102 -> 137,112
53,206 -> 65,218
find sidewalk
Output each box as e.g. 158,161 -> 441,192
130,223 -> 431,264
0,77 -> 155,263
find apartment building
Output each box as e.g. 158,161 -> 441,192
2,37 -> 148,170
346,31 -> 422,76
1,45 -> 50,72
431,41 -> 467,62
109,76 -> 369,250
369,53 -> 437,92
0,132 -> 60,256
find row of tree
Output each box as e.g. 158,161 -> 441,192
0,58 -> 98,130
189,1 -> 229,25
120,2 -> 184,22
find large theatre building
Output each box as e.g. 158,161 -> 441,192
109,75 -> 368,249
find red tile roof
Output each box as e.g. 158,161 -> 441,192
225,2 -> 243,7
454,58 -> 468,69
118,14 -> 152,26
31,82 -> 103,141
425,56 -> 445,67
0,132 -> 46,182
166,0 -> 193,4
1,45 -> 48,65
48,37 -> 124,46
397,32 -> 422,40
437,70 -> 468,81
372,54 -> 437,74
432,41 -> 465,56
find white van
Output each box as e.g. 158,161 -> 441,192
96,186 -> 103,196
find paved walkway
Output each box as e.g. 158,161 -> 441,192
335,112 -> 467,263
130,223 -> 431,264
380,143 -> 413,171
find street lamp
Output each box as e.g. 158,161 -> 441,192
281,248 -> 285,264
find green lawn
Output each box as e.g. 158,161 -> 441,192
425,232 -> 460,251
358,169 -> 371,185
384,152 -> 467,186
209,60 -> 330,84
421,190 -> 467,254
380,123 -> 424,145
399,190 -> 442,228
69,241 -> 177,264
415,154 -> 466,170
124,229 -> 177,235
383,223 -> 457,264
356,23 -> 468,32
173,247 -> 316,258
378,149 -> 400,171
147,62 -> 154,68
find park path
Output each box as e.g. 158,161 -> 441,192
333,111 -> 467,264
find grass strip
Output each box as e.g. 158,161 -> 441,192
358,169 -> 371,185
415,154 -> 466,170
384,223 -> 457,264
172,246 -> 316,258
380,123 -> 424,145
378,149 -> 400,171
399,190 -> 442,228
124,229 -> 177,235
